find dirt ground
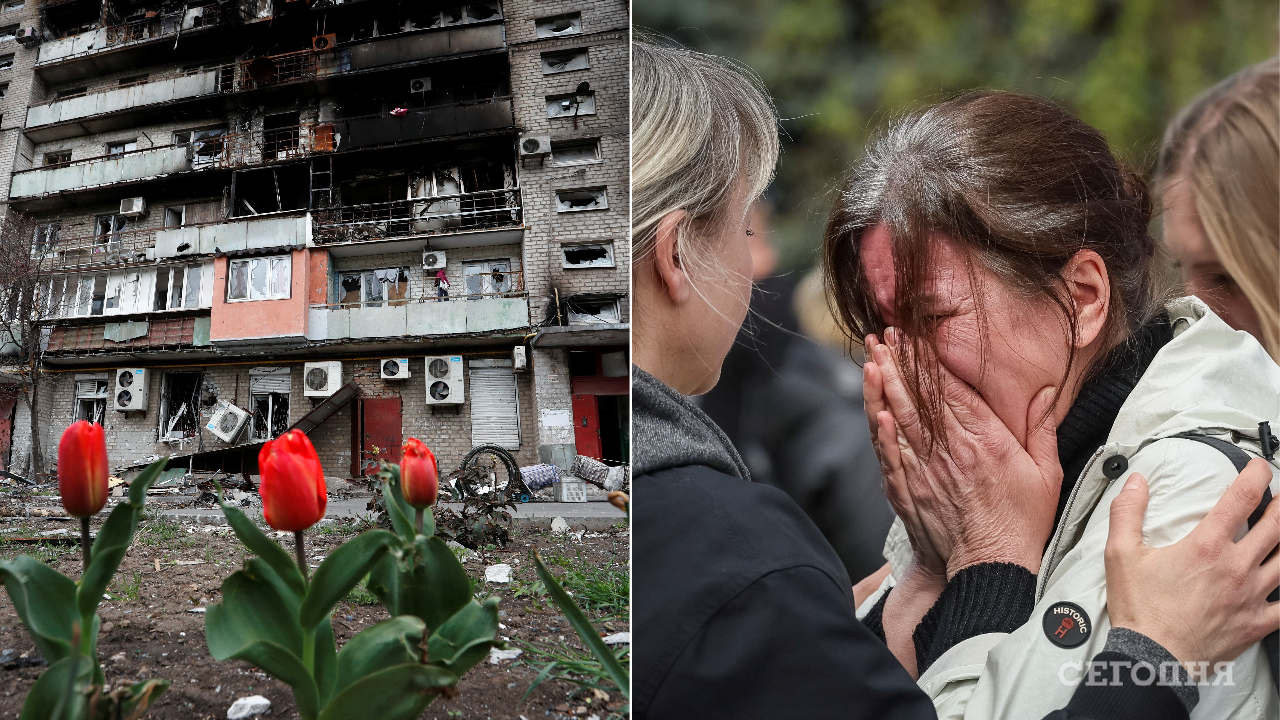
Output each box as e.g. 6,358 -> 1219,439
0,504 -> 630,720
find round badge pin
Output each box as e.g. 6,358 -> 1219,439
1043,601 -> 1091,648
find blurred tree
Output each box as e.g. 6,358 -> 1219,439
635,0 -> 1279,270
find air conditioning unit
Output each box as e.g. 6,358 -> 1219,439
206,400 -> 250,443
424,355 -> 464,405
113,368 -> 148,411
422,250 -> 446,271
512,345 -> 527,371
519,135 -> 551,158
303,361 -> 342,397
16,28 -> 39,46
119,197 -> 146,217
380,358 -> 410,380
312,33 -> 337,51
408,77 -> 432,93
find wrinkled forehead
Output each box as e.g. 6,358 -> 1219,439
857,222 -> 972,326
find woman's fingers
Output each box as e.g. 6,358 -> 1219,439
1201,458 -> 1274,546
864,358 -> 887,453
1106,473 -> 1151,557
1256,547 -> 1279,597
1023,386 -> 1061,483
871,335 -> 926,452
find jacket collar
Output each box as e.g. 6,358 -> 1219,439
632,365 -> 751,480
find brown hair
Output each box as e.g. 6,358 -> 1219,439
823,91 -> 1164,444
1158,58 -> 1279,361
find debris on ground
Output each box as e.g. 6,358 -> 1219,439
226,694 -> 271,719
485,563 -> 513,583
489,647 -> 523,664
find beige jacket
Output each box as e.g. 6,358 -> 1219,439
860,297 -> 1280,720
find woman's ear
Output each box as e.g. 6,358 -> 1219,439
653,209 -> 692,304
1063,249 -> 1111,348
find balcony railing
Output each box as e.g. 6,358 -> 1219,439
208,124 -> 336,168
38,228 -> 158,269
11,144 -> 191,198
307,276 -> 530,340
312,188 -> 521,245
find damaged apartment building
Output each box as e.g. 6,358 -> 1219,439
0,0 -> 629,481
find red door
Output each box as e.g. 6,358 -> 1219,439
361,398 -> 402,473
572,394 -> 602,459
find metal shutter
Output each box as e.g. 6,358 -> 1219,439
469,368 -> 520,449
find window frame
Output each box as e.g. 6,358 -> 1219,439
554,187 -> 608,213
560,241 -> 615,269
550,138 -> 601,166
335,266 -> 411,308
105,139 -> 138,157
226,255 -> 291,302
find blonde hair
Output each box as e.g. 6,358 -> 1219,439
1159,58 -> 1280,360
632,35 -> 779,264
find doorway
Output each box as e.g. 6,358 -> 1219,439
354,397 -> 402,475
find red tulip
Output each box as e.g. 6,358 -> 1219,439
401,438 -> 439,509
258,429 -> 327,532
58,420 -> 109,518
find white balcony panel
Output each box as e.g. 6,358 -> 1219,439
153,214 -> 308,259
10,145 -> 192,198
308,297 -> 526,341
37,29 -> 108,65
28,71 -> 219,128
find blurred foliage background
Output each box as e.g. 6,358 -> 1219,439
634,0 -> 1279,271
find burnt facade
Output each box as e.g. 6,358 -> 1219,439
0,0 -> 629,480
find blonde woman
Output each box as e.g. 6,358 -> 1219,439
1159,57 -> 1279,360
631,36 -> 1280,720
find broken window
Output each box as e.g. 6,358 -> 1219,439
42,274 -> 72,317
227,256 -> 291,301
232,165 -> 308,215
56,86 -> 88,100
154,264 -> 204,311
0,54 -> 14,70
32,222 -> 60,255
541,48 -> 589,75
555,187 -> 607,213
180,127 -> 226,165
566,296 -> 620,324
546,92 -> 595,118
337,267 -> 410,308
249,367 -> 290,441
159,372 -> 202,441
462,260 -> 512,296
568,350 -> 596,376
44,150 -> 71,165
105,139 -> 137,156
75,380 -> 108,424
464,0 -> 500,22
0,83 -> 8,98
535,13 -> 581,38
94,214 -> 128,242
2,2 -> 24,12
164,206 -> 185,228
561,242 -> 614,269
551,138 -> 600,165
263,112 -> 301,161
118,74 -> 148,87
0,25 -> 18,42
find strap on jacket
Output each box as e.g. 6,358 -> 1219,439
1170,427 -> 1277,696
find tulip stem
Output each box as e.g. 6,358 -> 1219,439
80,517 -> 91,573
415,507 -> 424,535
294,531 -> 308,583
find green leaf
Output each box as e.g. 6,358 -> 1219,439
366,554 -> 401,617
335,616 -> 424,695
208,634 -> 320,720
20,653 -> 93,720
426,597 -> 499,676
0,556 -> 79,664
381,476 -> 415,541
410,536 -> 472,633
78,501 -> 139,617
206,559 -> 303,660
220,503 -> 306,598
314,617 -> 338,706
125,457 -> 169,508
534,551 -> 629,698
315,663 -> 456,720
299,530 -> 398,630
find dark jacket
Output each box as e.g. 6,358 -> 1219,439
632,364 -> 1201,720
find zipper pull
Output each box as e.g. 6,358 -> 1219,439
1259,421 -> 1277,461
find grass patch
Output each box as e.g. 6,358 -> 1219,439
110,570 -> 144,603
342,575 -> 380,606
517,638 -> 628,718
538,551 -> 628,616
135,516 -> 183,547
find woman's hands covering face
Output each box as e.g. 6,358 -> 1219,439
864,328 -> 1064,577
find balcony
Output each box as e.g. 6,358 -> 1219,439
37,4 -> 226,67
11,144 -> 190,199
333,97 -> 513,150
312,188 -> 521,251
26,69 -> 227,141
153,212 -> 309,259
308,291 -> 530,341
41,227 -> 156,270
210,124 -> 335,168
